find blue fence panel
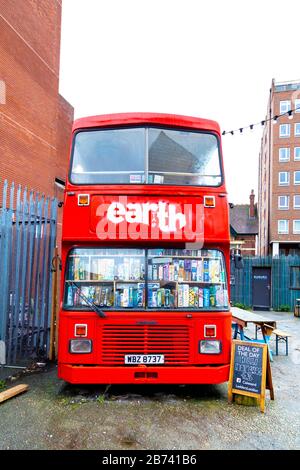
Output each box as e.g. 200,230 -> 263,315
231,255 -> 300,310
0,180 -> 9,341
0,180 -> 58,364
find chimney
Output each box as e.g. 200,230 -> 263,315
249,189 -> 255,218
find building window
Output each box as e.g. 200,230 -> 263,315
290,267 -> 300,289
294,171 -> 300,185
278,220 -> 289,234
293,220 -> 300,234
279,148 -> 290,161
295,147 -> 300,161
295,99 -> 300,113
278,195 -> 289,210
295,123 -> 300,136
280,100 -> 291,114
279,124 -> 290,137
279,171 -> 290,186
294,195 -> 300,209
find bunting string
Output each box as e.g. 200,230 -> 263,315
222,106 -> 300,136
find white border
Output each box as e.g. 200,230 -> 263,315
74,324 -> 88,337
204,324 -> 217,338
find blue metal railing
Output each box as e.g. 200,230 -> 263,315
0,180 -> 57,364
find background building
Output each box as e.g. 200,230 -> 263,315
0,0 -> 73,202
230,190 -> 258,256
258,78 -> 300,256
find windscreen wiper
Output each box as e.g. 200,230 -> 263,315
67,281 -> 106,318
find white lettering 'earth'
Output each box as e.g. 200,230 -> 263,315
106,201 -> 187,233
95,197 -> 205,242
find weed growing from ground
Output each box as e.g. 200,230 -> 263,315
0,380 -> 6,392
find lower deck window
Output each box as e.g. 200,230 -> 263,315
64,248 -> 229,310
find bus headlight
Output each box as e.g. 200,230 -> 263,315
199,340 -> 221,354
69,339 -> 92,354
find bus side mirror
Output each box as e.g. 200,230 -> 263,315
230,249 -> 244,269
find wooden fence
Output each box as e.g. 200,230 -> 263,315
230,255 -> 300,310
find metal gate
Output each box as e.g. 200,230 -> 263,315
0,180 -> 58,365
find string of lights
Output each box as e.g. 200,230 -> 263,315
222,105 -> 300,136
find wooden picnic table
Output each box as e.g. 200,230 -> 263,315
231,307 -> 277,331
231,307 -> 278,360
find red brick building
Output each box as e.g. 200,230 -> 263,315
258,79 -> 300,256
0,0 -> 73,202
230,190 -> 258,256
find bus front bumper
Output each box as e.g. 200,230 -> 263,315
58,363 -> 230,384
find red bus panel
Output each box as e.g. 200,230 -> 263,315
58,113 -> 232,385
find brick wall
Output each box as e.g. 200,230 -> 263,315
0,0 -> 73,254
231,234 -> 257,256
270,89 -> 300,243
258,80 -> 300,254
0,0 -> 73,202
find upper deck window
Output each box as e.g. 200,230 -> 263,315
71,127 -> 222,186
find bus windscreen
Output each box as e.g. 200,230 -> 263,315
71,127 -> 222,186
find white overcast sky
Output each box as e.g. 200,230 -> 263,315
59,0 -> 300,203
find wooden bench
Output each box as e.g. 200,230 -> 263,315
255,324 -> 291,356
272,329 -> 292,356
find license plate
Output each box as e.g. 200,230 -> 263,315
124,354 -> 164,364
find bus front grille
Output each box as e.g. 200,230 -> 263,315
101,324 -> 191,365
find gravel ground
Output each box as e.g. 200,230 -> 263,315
0,311 -> 299,450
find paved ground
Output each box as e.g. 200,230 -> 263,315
0,311 -> 299,450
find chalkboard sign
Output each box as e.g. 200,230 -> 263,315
228,340 -> 274,413
232,342 -> 264,394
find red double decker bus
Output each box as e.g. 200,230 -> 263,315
58,113 -> 231,384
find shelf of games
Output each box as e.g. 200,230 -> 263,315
64,248 -> 229,310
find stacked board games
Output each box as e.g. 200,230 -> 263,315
147,249 -> 228,309
65,248 -> 228,310
66,285 -> 114,308
115,283 -> 145,308
148,255 -> 225,283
